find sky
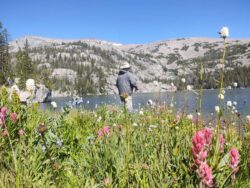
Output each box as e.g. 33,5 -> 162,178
1,0 -> 250,44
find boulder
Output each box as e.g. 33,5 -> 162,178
34,84 -> 52,103
19,91 -> 31,103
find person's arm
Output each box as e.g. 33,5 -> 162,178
129,73 -> 138,91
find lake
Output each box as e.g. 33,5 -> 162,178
39,88 -> 250,118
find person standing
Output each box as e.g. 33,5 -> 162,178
116,62 -> 138,112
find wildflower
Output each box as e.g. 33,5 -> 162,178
171,82 -> 175,87
56,139 -> 63,147
233,82 -> 238,87
97,116 -> 102,122
220,134 -> 225,152
170,103 -> 174,108
199,162 -> 214,187
0,107 -> 7,124
187,114 -> 193,120
42,145 -> 46,152
197,112 -> 201,116
175,126 -> 179,130
229,148 -> 240,172
233,101 -> 237,106
26,79 -> 36,92
187,85 -> 192,91
219,27 -> 229,38
139,110 -> 144,115
153,80 -> 158,86
18,129 -> 25,136
227,101 -> 232,107
246,115 -> 250,123
215,106 -> 220,114
149,125 -> 157,129
181,78 -> 186,83
222,89 -> 226,95
86,100 -> 90,104
98,126 -> 110,139
11,84 -> 20,95
132,123 -> 138,127
51,101 -> 57,109
218,94 -> 224,100
1,129 -> 8,137
10,112 -> 18,123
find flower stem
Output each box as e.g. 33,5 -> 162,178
213,38 -> 227,166
199,60 -> 204,129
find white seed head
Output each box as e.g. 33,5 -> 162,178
219,27 -> 229,38
51,101 -> 57,109
215,106 -> 220,113
227,101 -> 232,107
187,85 -> 192,91
218,94 -> 224,100
187,114 -> 193,120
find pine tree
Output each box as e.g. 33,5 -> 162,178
0,21 -> 11,85
15,39 -> 34,89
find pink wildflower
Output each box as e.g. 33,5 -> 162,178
10,112 -> 18,123
199,162 -> 213,187
0,106 -> 8,124
229,148 -> 240,172
202,128 -> 212,145
98,126 -> 110,139
18,129 -> 25,136
220,134 -> 225,152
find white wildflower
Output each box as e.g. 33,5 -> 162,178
11,84 -> 20,94
219,27 -> 229,38
153,80 -> 158,87
170,103 -> 174,108
187,114 -> 193,120
175,126 -> 179,130
187,85 -> 192,91
181,78 -> 186,83
233,82 -> 238,87
171,82 -> 175,87
218,94 -> 224,100
26,79 -> 35,92
86,100 -> 90,104
97,116 -> 102,122
215,106 -> 220,113
197,112 -> 201,116
149,125 -> 157,129
233,101 -> 237,106
132,123 -> 138,127
42,146 -> 46,152
51,101 -> 57,109
246,115 -> 250,123
56,139 -> 63,147
139,110 -> 144,115
227,101 -> 232,107
222,90 -> 226,95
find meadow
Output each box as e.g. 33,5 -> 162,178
0,85 -> 249,188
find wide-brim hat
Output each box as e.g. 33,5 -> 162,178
120,62 -> 131,69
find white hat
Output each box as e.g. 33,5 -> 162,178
120,62 -> 131,69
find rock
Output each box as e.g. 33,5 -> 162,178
19,91 -> 31,102
34,84 -> 52,103
52,68 -> 77,83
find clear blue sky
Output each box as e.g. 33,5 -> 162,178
1,0 -> 250,44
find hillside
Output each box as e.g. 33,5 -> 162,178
9,36 -> 250,95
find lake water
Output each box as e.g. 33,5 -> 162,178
39,88 -> 250,117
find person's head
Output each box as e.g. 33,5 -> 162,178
119,62 -> 131,70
